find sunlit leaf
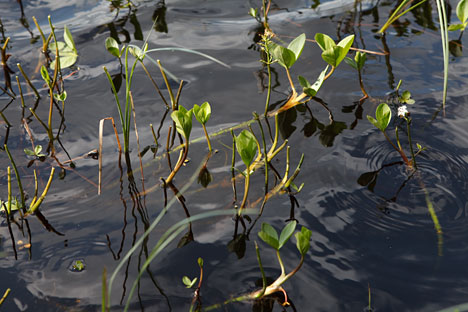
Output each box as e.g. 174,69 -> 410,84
182,276 -> 197,288
271,44 -> 296,68
258,222 -> 279,250
171,106 -> 193,140
375,102 -> 391,131
278,220 -> 297,249
40,65 -> 50,86
321,46 -> 342,67
295,226 -> 312,256
235,130 -> 257,167
105,37 -> 121,58
448,23 -> 465,31
336,34 -> 354,66
315,33 -> 335,52
287,33 -> 306,61
193,101 -> 211,125
64,25 -> 76,52
456,0 -> 468,24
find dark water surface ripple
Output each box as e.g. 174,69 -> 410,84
1,0 -> 468,311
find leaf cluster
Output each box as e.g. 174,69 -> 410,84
171,106 -> 193,141
367,103 -> 392,132
193,102 -> 211,125
448,0 -> 468,31
258,221 -> 312,256
50,25 -> 78,69
268,33 -> 306,69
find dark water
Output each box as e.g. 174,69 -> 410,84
1,0 -> 468,311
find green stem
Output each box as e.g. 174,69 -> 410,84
4,145 -> 26,213
0,288 -> 11,306
382,130 -> 410,166
202,123 -> 212,153
276,249 -> 285,276
28,167 -> 55,214
238,170 -> 250,215
7,167 -> 11,215
406,117 -> 417,169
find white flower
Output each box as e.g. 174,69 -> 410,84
398,105 -> 409,118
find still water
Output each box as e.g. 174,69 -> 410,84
1,0 -> 468,311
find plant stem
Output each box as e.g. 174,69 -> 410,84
165,141 -> 189,184
276,249 -> 285,276
382,130 -> 411,166
28,167 -> 55,214
202,123 -> 212,153
4,144 -> 26,213
323,66 -> 335,81
406,117 -> 417,169
7,167 -> 11,215
238,170 -> 250,215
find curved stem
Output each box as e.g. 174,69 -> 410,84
382,130 -> 410,166
165,141 -> 189,184
238,170 -> 250,215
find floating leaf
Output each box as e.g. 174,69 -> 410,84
235,130 -> 258,168
258,222 -> 279,250
278,220 -> 297,249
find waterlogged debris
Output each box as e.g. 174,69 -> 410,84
69,259 -> 86,272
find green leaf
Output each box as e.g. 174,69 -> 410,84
129,43 -> 148,61
271,44 -> 296,68
235,130 -> 258,167
197,257 -> 203,268
366,115 -> 380,130
34,145 -> 42,155
355,51 -> 366,70
182,276 -> 197,288
258,222 -> 279,250
171,106 -> 193,140
375,102 -> 391,131
49,43 -> 78,69
448,23 -> 465,31
193,101 -> 211,125
336,34 -> 354,66
53,91 -> 67,102
40,65 -> 50,86
295,226 -> 312,256
249,8 -> 258,18
64,25 -> 76,52
287,33 -> 306,62
24,148 -> 36,156
344,56 -> 358,70
457,0 -> 468,24
401,90 -> 411,100
105,37 -> 121,58
278,220 -> 297,249
321,46 -> 342,67
298,65 -> 328,97
315,33 -> 336,52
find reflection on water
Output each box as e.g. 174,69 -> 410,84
0,0 -> 468,311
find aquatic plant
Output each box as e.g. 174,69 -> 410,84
49,25 -> 78,69
182,257 -> 204,312
193,102 -> 212,153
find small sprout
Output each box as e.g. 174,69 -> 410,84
40,65 -> 51,87
70,259 -> 86,272
171,106 -> 193,141
24,145 -> 46,158
399,90 -> 415,104
249,7 -> 259,19
367,103 -> 392,132
197,257 -> 203,268
397,105 -> 409,118
182,276 -> 198,288
193,102 -> 211,125
129,43 -> 148,61
295,226 -> 312,256
344,51 -> 366,71
53,91 -> 67,102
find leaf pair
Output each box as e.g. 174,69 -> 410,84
298,65 -> 328,97
24,145 -> 46,158
193,102 -> 211,125
344,51 -> 366,71
258,221 -> 312,256
258,221 -> 297,251
235,130 -> 258,168
269,33 -> 306,69
367,103 -> 392,132
315,33 -> 354,68
50,25 -> 78,69
448,0 -> 468,31
171,106 -> 193,140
